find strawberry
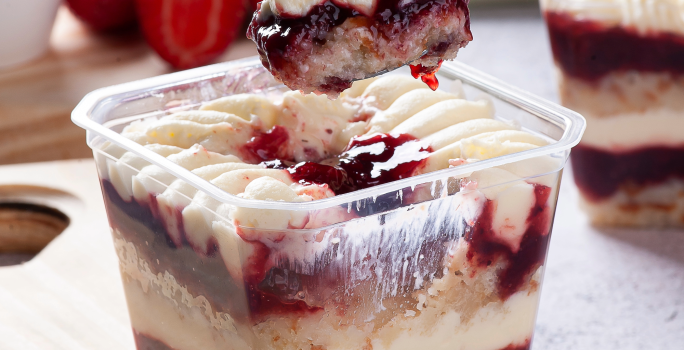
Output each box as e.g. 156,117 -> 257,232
135,0 -> 246,69
66,0 -> 137,32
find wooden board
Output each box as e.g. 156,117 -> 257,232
0,159 -> 134,350
0,6 -> 257,166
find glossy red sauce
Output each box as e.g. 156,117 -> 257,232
247,0 -> 470,83
545,11 -> 684,81
410,60 -> 442,90
243,125 -> 292,163
571,144 -> 684,201
264,133 -> 432,195
466,184 -> 552,300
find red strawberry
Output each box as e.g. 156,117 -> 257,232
66,0 -> 137,32
135,0 -> 246,69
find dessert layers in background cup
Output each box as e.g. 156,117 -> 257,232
72,57 -> 584,350
541,0 -> 684,227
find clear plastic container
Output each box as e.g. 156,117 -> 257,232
72,57 -> 584,350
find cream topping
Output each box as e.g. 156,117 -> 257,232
580,108 -> 684,150
264,0 -> 376,18
542,0 -> 684,35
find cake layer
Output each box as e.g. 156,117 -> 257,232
579,180 -> 684,227
571,144 -> 684,201
557,70 -> 684,118
125,256 -> 539,350
544,10 -> 684,81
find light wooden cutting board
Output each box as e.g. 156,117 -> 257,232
0,159 -> 134,350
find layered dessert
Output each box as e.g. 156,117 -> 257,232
246,0 -> 473,96
97,75 -> 562,350
542,0 -> 684,226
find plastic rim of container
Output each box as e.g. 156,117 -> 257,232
71,57 -> 586,210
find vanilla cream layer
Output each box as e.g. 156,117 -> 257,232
558,70 -> 684,117
541,0 -> 684,35
581,109 -> 684,150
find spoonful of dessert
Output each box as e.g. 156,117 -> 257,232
247,0 -> 473,98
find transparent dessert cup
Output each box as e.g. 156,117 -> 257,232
540,0 -> 684,227
72,57 -> 585,350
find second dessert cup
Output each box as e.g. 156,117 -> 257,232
72,57 -> 585,350
541,0 -> 684,227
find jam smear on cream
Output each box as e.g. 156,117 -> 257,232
264,133 -> 432,195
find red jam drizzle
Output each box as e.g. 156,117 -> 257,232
545,11 -> 684,80
243,125 -> 292,163
466,184 -> 553,300
264,133 -> 432,195
247,0 -> 471,75
410,60 -> 442,90
571,144 -> 684,201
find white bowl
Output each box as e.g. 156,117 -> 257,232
0,0 -> 62,70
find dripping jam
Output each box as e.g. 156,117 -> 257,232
410,60 -> 443,90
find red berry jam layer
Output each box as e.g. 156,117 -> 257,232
544,11 -> 684,81
571,144 -> 684,201
466,184 -> 553,300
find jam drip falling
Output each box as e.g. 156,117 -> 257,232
263,133 -> 432,195
410,60 -> 443,90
